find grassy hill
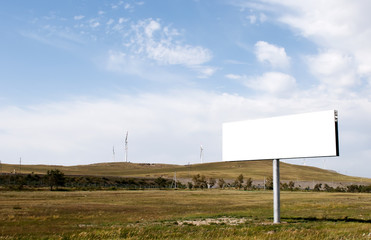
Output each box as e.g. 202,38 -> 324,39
1,160 -> 370,183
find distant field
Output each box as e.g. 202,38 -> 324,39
2,160 -> 370,184
0,190 -> 370,239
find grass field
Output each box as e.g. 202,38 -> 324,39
2,160 -> 370,183
0,190 -> 370,239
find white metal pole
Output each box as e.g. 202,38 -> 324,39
273,159 -> 280,223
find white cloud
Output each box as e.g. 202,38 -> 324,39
245,72 -> 296,96
247,15 -> 257,24
124,3 -> 132,10
259,13 -> 267,22
146,43 -> 212,66
21,25 -> 84,50
191,65 -> 218,79
89,19 -> 100,28
105,50 -> 188,83
247,13 -> 267,24
131,19 -> 212,66
254,41 -> 290,69
306,49 -> 359,90
144,19 -> 161,37
106,19 -> 114,25
225,74 -> 244,80
118,18 -> 127,24
253,1 -> 371,81
74,15 -> 85,20
106,18 -> 215,77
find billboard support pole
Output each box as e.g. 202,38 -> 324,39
273,159 -> 280,223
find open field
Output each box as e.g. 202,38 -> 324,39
2,160 -> 370,184
0,190 -> 370,239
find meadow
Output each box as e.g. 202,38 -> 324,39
0,190 -> 370,239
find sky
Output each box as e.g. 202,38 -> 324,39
1,0 -> 371,178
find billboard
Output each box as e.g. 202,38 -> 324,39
223,110 -> 339,161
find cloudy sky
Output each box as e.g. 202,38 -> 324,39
1,0 -> 371,178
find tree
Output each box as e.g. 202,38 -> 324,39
234,174 -> 244,189
245,177 -> 253,190
207,178 -> 216,189
265,176 -> 273,190
324,184 -> 334,192
218,178 -> 225,189
46,169 -> 65,191
313,183 -> 322,191
154,177 -> 167,188
192,174 -> 207,189
281,182 -> 288,190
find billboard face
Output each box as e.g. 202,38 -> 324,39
223,110 -> 339,161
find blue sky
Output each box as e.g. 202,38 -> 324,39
1,0 -> 371,178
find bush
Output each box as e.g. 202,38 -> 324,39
192,174 -> 207,189
313,183 -> 322,191
217,178 -> 225,189
265,176 -> 273,190
234,174 -> 244,189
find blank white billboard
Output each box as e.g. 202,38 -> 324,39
223,110 -> 339,161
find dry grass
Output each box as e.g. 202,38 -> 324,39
0,190 -> 370,239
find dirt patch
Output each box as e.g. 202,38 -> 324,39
177,217 -> 249,226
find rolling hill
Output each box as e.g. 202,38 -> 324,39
1,160 -> 370,184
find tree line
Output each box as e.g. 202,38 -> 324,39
188,174 -> 371,193
0,169 -> 176,191
1,170 -> 370,193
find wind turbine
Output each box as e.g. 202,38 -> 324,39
200,145 -> 203,164
112,146 -> 116,162
125,131 -> 128,162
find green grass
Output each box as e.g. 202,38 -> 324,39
2,160 -> 370,183
0,190 -> 370,239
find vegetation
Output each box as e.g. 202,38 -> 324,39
2,170 -> 371,193
192,174 -> 208,189
46,169 -> 65,190
234,174 -> 244,189
0,172 -> 174,191
218,178 -> 226,189
245,177 -> 253,190
265,176 -> 274,190
0,190 -> 370,239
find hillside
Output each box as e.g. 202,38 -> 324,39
1,160 -> 370,184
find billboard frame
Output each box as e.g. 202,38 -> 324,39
222,110 -> 339,223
